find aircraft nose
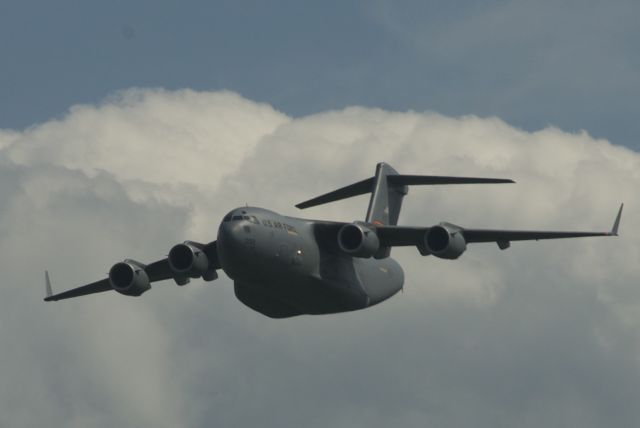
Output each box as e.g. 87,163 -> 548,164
217,219 -> 252,277
218,220 -> 242,252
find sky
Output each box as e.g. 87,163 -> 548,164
0,2 -> 639,427
1,1 -> 639,149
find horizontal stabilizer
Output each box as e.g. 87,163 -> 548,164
296,178 -> 374,209
387,175 -> 515,186
296,172 -> 514,210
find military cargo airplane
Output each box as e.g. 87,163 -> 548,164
45,163 -> 623,318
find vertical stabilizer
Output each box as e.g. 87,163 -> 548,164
366,163 -> 408,226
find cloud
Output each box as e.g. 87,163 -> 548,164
0,89 -> 638,427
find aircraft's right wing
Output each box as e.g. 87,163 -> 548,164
45,240 -> 220,302
44,272 -> 112,301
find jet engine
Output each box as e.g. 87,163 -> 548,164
108,260 -> 151,296
169,242 -> 209,277
337,223 -> 380,258
168,242 -> 217,284
423,224 -> 467,259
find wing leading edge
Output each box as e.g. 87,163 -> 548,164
44,240 -> 220,302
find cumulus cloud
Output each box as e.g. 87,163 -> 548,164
0,89 -> 638,427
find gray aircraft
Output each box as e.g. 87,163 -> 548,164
45,163 -> 623,318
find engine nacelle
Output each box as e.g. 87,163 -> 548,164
337,223 -> 380,258
109,261 -> 151,296
423,224 -> 467,259
168,242 -> 210,279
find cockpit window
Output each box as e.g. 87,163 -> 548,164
232,215 -> 243,221
223,215 -> 232,222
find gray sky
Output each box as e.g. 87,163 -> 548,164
1,1 -> 639,149
0,2 -> 639,427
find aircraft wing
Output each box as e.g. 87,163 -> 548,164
44,240 -> 220,302
44,274 -> 112,301
375,204 -> 623,249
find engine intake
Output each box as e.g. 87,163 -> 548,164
109,261 -> 151,296
338,223 -> 380,258
424,224 -> 467,259
168,243 -> 209,277
168,242 -> 217,285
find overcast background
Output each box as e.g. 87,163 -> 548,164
0,2 -> 639,427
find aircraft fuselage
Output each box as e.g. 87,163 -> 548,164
217,207 -> 404,318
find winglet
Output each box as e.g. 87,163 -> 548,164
610,203 -> 623,236
44,271 -> 53,301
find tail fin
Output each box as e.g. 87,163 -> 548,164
366,163 -> 406,226
294,163 -> 406,224
296,162 -> 514,225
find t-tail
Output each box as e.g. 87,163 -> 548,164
296,162 -> 514,226
365,163 -> 407,226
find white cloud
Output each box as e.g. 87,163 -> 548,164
0,89 -> 638,427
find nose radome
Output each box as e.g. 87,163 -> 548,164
222,216 -> 264,281
217,219 -> 250,271
219,221 -> 243,250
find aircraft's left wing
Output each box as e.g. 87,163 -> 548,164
375,204 -> 623,250
45,240 -> 220,302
